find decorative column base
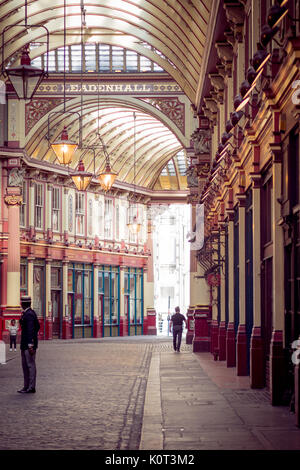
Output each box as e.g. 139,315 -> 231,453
236,324 -> 248,376
269,330 -> 286,405
250,326 -> 265,388
186,307 -> 195,344
210,319 -> 219,359
145,308 -> 157,335
45,317 -> 53,340
62,319 -> 72,339
192,305 -> 211,353
218,321 -> 226,361
93,317 -> 102,338
226,322 -> 236,367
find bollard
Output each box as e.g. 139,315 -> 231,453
0,340 -> 6,364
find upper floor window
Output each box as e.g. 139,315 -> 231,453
20,180 -> 27,227
52,187 -> 61,232
88,199 -> 93,236
75,192 -> 85,236
35,182 -> 44,229
104,198 -> 113,240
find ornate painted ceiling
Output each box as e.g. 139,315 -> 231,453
0,0 -> 215,191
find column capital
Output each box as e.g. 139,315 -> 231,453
4,186 -> 22,206
250,172 -> 262,188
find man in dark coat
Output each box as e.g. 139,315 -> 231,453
170,306 -> 187,352
17,295 -> 40,394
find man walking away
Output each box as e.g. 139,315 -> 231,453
170,307 -> 187,352
18,295 -> 40,394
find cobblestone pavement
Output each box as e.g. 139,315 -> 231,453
1,336 -> 300,452
0,338 -> 154,450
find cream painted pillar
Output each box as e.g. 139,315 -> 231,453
252,176 -> 262,328
62,261 -> 68,316
251,0 -> 261,57
45,261 -> 51,316
238,197 -> 246,326
250,173 -> 265,388
218,227 -> 226,360
226,213 -> 236,367
45,260 -> 52,339
93,264 -> 99,320
269,143 -> 285,404
7,100 -> 24,147
29,179 -> 35,229
27,258 -> 34,300
272,152 -> 285,332
189,203 -> 209,307
236,193 -> 248,375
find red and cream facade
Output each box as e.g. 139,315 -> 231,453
186,1 -> 300,418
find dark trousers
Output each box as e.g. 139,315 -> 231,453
21,349 -> 37,390
10,336 -> 17,349
173,326 -> 183,351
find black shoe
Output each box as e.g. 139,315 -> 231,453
17,388 -> 28,393
25,388 -> 36,393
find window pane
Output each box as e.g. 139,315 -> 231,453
57,47 -> 69,72
85,43 -> 96,72
71,44 -> 82,72
140,55 -> 152,72
99,44 -> 110,72
126,50 -> 138,72
112,46 -> 124,72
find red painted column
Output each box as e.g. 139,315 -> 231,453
250,326 -> 265,388
218,321 -> 226,361
226,322 -> 236,367
186,306 -> 195,344
146,307 -> 157,335
295,351 -> 300,427
269,330 -> 286,405
192,305 -> 211,352
93,316 -> 102,338
210,319 -> 219,359
236,324 -> 248,376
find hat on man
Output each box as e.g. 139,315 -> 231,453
21,295 -> 31,303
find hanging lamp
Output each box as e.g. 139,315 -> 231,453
98,134 -> 118,192
51,126 -> 78,165
71,159 -> 93,191
5,45 -> 46,101
127,112 -> 142,235
1,0 -> 49,101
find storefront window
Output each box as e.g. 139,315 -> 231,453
52,187 -> 61,232
69,263 -> 93,338
20,259 -> 27,296
125,267 -> 143,335
99,266 -> 120,336
33,261 -> 45,319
